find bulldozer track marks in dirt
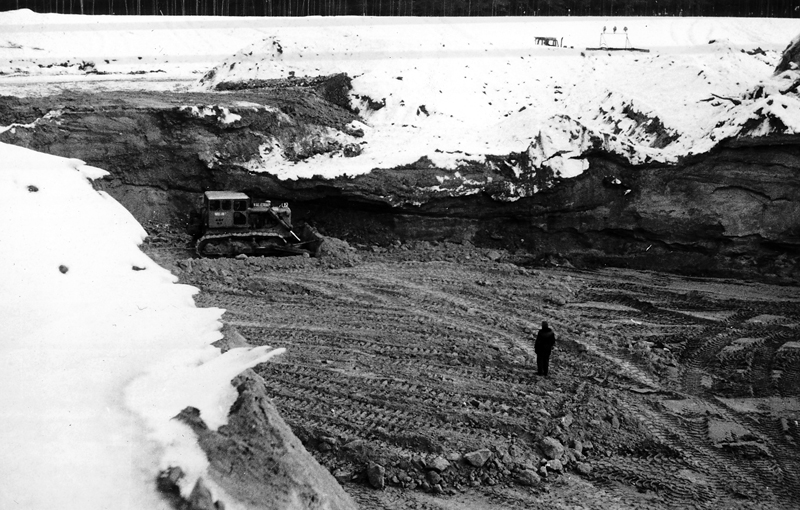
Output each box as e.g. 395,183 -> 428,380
178,255 -> 800,510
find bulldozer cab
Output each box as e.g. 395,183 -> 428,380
204,191 -> 250,230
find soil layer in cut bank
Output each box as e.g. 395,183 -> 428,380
2,87 -> 798,283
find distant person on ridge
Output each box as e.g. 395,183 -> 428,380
535,321 -> 556,376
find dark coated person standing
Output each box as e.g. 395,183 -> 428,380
534,321 -> 556,376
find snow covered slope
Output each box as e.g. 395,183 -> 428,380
195,18 -> 800,180
2,12 -> 800,184
0,141 -> 283,509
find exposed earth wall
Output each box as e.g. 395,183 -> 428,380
1,87 -> 798,281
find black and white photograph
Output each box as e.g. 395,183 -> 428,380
1,2 -> 799,509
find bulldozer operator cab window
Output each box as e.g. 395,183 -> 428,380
209,200 -> 221,211
234,200 -> 248,211
221,200 -> 232,211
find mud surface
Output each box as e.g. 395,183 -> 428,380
145,236 -> 800,510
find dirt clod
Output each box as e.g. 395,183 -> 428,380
367,462 -> 386,490
539,437 -> 565,460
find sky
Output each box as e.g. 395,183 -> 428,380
0,9 -> 799,509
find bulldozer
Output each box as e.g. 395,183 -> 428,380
195,191 -> 323,257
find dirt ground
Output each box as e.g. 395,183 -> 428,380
144,230 -> 800,510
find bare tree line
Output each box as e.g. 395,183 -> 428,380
1,0 -> 797,17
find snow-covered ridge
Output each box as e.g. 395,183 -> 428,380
0,141 -> 284,509
192,18 -> 800,185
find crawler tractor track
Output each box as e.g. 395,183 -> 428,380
196,231 -> 315,257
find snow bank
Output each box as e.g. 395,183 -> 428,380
0,142 -> 282,509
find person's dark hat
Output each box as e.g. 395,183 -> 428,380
542,321 -> 549,329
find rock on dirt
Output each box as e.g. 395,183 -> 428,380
545,459 -> 564,473
515,469 -> 542,487
367,462 -> 386,490
427,456 -> 451,472
463,448 -> 492,467
575,462 -> 592,476
486,250 -> 504,261
425,470 -> 442,486
539,437 -> 565,460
